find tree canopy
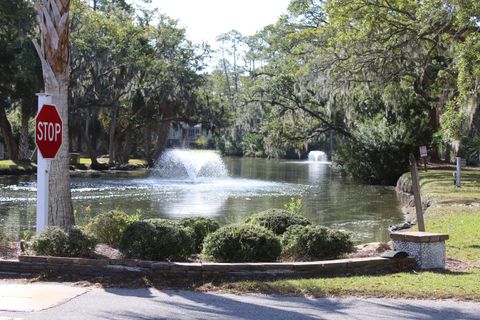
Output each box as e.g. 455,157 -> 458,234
0,0 -> 479,185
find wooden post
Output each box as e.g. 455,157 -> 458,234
409,153 -> 426,231
36,93 -> 51,233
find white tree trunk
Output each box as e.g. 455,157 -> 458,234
34,0 -> 74,227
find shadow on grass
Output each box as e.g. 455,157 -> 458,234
425,268 -> 473,276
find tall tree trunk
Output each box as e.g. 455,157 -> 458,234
143,125 -> 153,166
114,130 -> 133,165
19,100 -> 31,161
34,0 -> 74,227
80,121 -> 99,168
428,107 -> 440,160
445,142 -> 451,163
0,104 -> 19,161
220,48 -> 236,112
76,121 -> 82,152
108,102 -> 119,165
152,120 -> 172,162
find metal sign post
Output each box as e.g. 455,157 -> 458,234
36,93 -> 51,232
455,157 -> 461,187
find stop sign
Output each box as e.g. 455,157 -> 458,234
35,104 -> 63,159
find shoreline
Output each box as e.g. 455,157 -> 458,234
394,173 -> 432,229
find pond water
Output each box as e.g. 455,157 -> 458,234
0,156 -> 404,243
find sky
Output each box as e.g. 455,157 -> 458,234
147,0 -> 291,46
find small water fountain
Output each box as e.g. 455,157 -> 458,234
153,149 -> 228,182
308,150 -> 328,162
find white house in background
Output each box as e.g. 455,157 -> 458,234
0,141 -> 5,160
167,122 -> 213,148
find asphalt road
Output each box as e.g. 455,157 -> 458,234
1,286 -> 480,320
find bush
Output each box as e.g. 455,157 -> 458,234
281,225 -> 353,260
334,115 -> 431,185
202,224 -> 281,262
119,219 -> 195,260
241,133 -> 264,155
245,209 -> 311,235
85,210 -> 140,247
179,217 -> 220,253
31,226 -> 96,258
283,197 -> 303,215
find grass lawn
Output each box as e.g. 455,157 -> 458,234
0,160 -> 36,173
1,158 -> 148,173
211,169 -> 480,300
79,157 -> 148,167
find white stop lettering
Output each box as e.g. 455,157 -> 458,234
37,122 -> 61,142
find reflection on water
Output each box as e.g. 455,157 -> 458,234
0,158 -> 404,242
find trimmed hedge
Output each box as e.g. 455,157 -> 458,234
245,208 -> 311,235
31,226 -> 96,258
119,219 -> 194,260
202,224 -> 281,262
179,217 -> 220,253
281,225 -> 353,260
85,210 -> 139,247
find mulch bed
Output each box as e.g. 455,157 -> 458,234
0,242 -> 21,260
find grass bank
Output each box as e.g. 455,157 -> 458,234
211,169 -> 480,300
79,157 -> 148,168
0,160 -> 36,174
0,158 -> 148,175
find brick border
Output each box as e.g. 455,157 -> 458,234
0,255 -> 416,280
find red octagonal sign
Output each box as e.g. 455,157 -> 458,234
35,104 -> 63,159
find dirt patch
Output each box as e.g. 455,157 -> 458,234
445,258 -> 479,272
93,244 -> 123,260
346,242 -> 391,258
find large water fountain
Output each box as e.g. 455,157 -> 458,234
153,149 -> 228,182
308,150 -> 328,162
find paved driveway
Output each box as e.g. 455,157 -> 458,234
1,283 -> 479,319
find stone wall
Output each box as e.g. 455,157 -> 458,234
0,255 -> 416,281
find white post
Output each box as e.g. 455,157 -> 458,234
456,157 -> 461,187
36,93 -> 51,233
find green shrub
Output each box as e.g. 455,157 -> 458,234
119,219 -> 195,260
334,115 -> 431,185
281,225 -> 353,260
241,133 -> 264,155
85,210 -> 140,247
31,226 -> 96,257
283,197 -> 303,215
245,209 -> 311,235
67,227 -> 98,257
202,224 -> 281,262
179,217 -> 220,253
